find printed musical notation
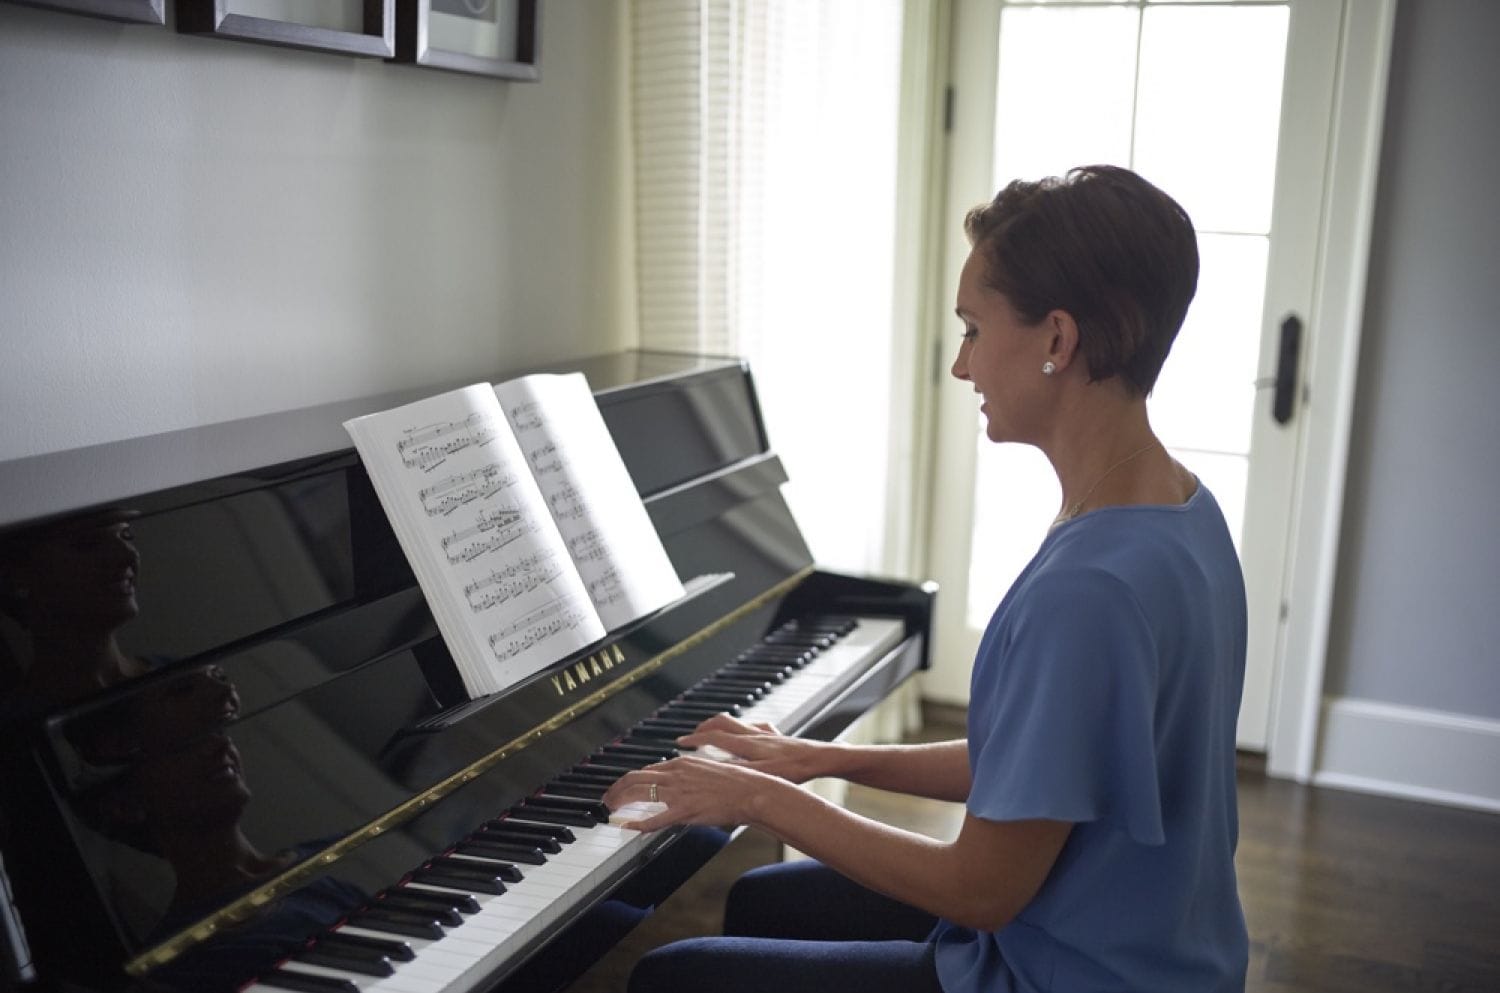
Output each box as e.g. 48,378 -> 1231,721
347,372 -> 685,697
464,551 -> 564,613
440,508 -> 535,564
418,463 -> 518,517
488,595 -> 592,663
528,440 -> 566,478
546,482 -> 585,523
509,401 -> 543,432
397,414 -> 499,472
586,565 -> 626,609
567,527 -> 610,564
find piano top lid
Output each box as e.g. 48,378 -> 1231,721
0,350 -> 748,532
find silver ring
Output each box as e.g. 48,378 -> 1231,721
648,782 -> 659,803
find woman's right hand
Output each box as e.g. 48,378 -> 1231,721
677,713 -> 837,785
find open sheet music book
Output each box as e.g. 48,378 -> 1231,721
344,373 -> 685,697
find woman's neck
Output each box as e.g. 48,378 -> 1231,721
1042,393 -> 1188,524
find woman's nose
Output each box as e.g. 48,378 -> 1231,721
108,527 -> 140,567
951,344 -> 971,382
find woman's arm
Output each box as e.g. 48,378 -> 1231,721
601,757 -> 1070,931
678,714 -> 972,803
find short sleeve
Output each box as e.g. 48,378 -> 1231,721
967,567 -> 1165,845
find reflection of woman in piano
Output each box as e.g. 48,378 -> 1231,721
606,167 -> 1249,993
72,664 -> 366,992
0,508 -> 149,716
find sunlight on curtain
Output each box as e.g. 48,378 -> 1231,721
631,0 -> 919,752
631,0 -> 904,578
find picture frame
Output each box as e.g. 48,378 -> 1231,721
5,0 -> 164,24
177,0 -> 395,59
395,0 -> 539,80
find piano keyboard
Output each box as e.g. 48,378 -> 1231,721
242,615 -> 905,993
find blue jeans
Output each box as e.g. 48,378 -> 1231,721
628,859 -> 944,993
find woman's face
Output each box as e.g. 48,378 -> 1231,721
950,246 -> 1052,445
20,520 -> 141,631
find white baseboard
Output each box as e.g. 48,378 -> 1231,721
1313,696 -> 1500,813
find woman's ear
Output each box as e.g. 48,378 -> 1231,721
1044,310 -> 1081,372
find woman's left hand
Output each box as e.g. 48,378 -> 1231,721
601,754 -> 782,833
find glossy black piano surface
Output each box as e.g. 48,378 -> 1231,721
0,351 -> 932,993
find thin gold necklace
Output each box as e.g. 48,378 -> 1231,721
1053,440 -> 1159,528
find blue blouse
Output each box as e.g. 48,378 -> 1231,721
932,484 -> 1249,993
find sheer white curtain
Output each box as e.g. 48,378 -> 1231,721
630,0 -> 923,743
632,0 -> 903,575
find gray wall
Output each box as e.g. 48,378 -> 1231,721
0,1 -> 634,463
1323,0 -> 1500,719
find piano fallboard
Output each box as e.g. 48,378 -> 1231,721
0,351 -> 933,993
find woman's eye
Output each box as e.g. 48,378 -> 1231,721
960,326 -> 978,342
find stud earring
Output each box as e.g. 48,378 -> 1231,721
1041,361 -> 1056,376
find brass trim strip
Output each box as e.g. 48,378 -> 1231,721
126,566 -> 812,977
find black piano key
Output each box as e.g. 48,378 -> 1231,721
255,968 -> 361,993
348,908 -> 447,939
699,677 -> 769,693
721,664 -> 791,681
585,751 -> 657,770
456,839 -> 549,864
757,632 -> 827,645
543,781 -> 608,800
766,632 -> 838,648
682,689 -> 757,707
618,736 -> 689,755
693,685 -> 768,703
378,894 -> 464,926
793,616 -> 857,634
636,718 -> 701,733
739,645 -> 815,661
411,866 -> 508,895
476,827 -> 564,853
292,947 -> 396,978
658,702 -> 740,719
735,649 -> 806,665
557,769 -> 622,787
600,746 -> 676,764
628,726 -> 690,742
387,887 -> 480,914
435,854 -> 524,883
685,683 -> 761,699
481,819 -> 574,844
529,794 -> 611,822
508,802 -> 596,827
316,931 -> 416,962
731,651 -> 802,666
735,657 -> 811,673
602,741 -> 679,760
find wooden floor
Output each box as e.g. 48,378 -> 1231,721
566,722 -> 1500,993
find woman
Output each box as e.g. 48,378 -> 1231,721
602,165 -> 1249,993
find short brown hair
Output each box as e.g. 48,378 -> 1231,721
964,165 -> 1198,396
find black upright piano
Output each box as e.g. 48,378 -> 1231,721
0,352 -> 932,993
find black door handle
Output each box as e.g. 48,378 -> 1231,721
1273,314 -> 1302,425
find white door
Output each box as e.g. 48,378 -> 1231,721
923,0 -> 1346,751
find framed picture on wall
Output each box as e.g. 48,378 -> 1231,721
5,0 -> 164,24
394,0 -> 539,80
177,0 -> 395,58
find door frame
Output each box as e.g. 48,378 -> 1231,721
1264,0 -> 1396,781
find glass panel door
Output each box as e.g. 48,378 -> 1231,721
925,0 -> 1344,751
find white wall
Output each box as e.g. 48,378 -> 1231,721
0,0 -> 635,463
1316,0 -> 1500,811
